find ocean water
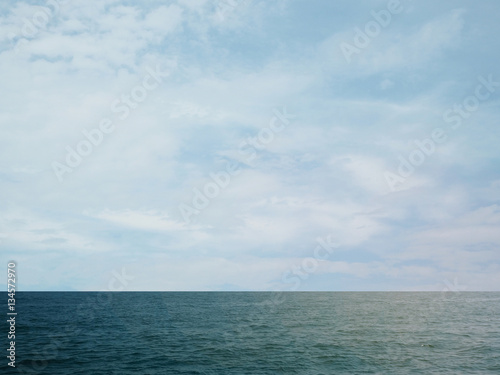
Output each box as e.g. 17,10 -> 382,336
4,292 -> 500,374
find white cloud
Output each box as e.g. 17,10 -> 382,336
0,208 -> 109,252
89,208 -> 189,232
319,8 -> 465,75
1,1 -> 499,291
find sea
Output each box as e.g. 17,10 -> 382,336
3,292 -> 500,374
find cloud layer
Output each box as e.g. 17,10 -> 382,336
1,0 -> 499,291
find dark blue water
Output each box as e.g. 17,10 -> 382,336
3,292 -> 500,374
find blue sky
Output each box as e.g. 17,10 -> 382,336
1,0 -> 499,291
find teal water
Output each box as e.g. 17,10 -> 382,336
5,292 -> 500,374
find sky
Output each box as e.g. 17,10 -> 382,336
0,0 -> 499,291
